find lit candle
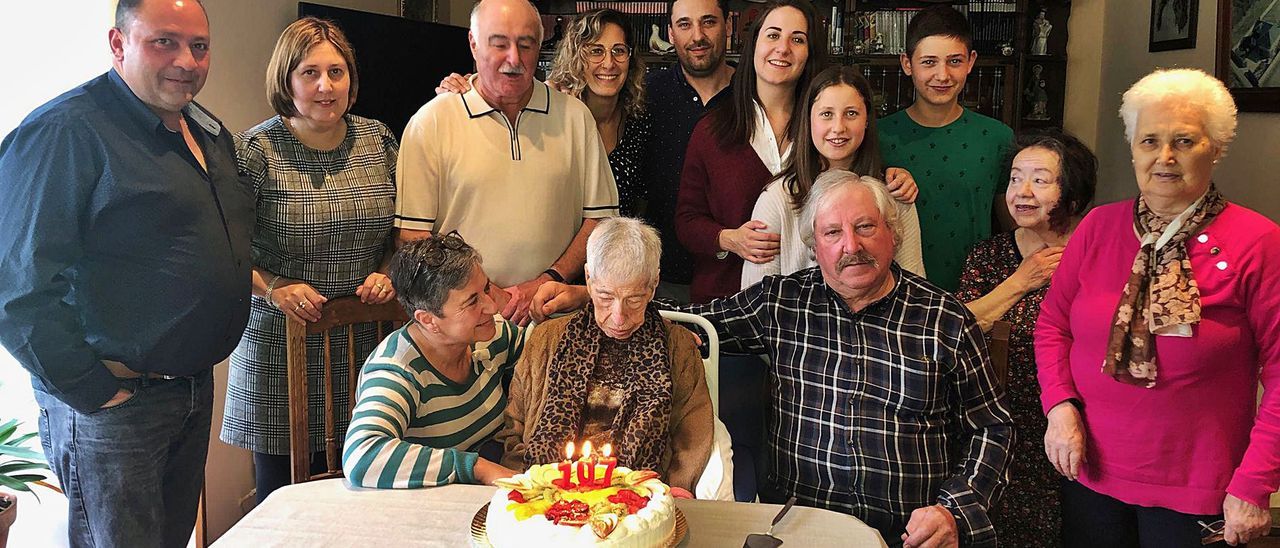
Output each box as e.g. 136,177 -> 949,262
600,443 -> 617,487
556,441 -> 575,488
577,440 -> 594,485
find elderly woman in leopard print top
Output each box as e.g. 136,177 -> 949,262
495,218 -> 713,492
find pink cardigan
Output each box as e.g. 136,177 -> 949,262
1036,199 -> 1280,513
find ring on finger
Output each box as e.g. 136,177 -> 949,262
297,301 -> 307,310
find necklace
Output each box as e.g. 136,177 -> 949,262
285,116 -> 346,186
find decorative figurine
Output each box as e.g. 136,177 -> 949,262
1000,41 -> 1015,57
649,24 -> 674,54
1032,9 -> 1052,56
871,32 -> 885,53
1025,64 -> 1051,120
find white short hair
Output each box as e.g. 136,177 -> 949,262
585,217 -> 662,287
799,170 -> 902,250
1120,68 -> 1237,153
470,0 -> 544,43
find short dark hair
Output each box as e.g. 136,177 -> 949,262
115,0 -> 207,31
389,234 -> 482,316
666,0 -> 729,22
1006,129 -> 1098,235
904,5 -> 972,57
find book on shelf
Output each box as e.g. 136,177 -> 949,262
847,0 -> 1016,56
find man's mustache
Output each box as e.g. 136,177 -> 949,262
499,64 -> 526,75
836,251 -> 877,270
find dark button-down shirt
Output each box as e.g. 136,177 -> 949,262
640,65 -> 731,285
0,70 -> 255,412
670,265 -> 1014,546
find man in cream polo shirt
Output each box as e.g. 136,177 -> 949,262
396,0 -> 618,324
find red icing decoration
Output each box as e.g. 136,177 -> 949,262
507,490 -> 526,503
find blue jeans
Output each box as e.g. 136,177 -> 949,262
36,370 -> 213,548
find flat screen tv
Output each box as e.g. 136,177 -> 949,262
298,2 -> 474,138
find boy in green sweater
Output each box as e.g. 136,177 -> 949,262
878,5 -> 1013,291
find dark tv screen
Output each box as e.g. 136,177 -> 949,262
298,2 -> 474,139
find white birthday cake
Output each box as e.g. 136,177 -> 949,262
485,463 -> 676,547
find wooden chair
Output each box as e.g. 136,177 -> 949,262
988,320 -> 1012,390
285,295 -> 409,484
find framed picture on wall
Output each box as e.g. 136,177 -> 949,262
1216,0 -> 1280,112
1150,0 -> 1199,51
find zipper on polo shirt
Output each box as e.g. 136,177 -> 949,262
496,112 -> 523,161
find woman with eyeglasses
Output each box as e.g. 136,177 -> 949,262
436,9 -> 650,217
342,233 -> 524,488
954,129 -> 1097,546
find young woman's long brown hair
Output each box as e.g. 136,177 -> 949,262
705,0 -> 827,148
774,65 -> 885,211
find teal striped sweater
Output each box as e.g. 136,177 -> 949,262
342,316 -> 525,488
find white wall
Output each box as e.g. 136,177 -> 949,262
1063,0 -> 1280,221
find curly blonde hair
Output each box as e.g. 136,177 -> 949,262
546,9 -> 646,120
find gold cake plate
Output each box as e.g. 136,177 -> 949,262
470,502 -> 687,547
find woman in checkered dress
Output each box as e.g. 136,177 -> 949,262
219,17 -> 398,503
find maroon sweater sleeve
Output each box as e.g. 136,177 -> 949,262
674,121 -> 728,256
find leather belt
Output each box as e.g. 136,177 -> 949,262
103,359 -> 182,381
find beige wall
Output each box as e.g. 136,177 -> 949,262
1063,0 -> 1280,221
198,1 -> 401,543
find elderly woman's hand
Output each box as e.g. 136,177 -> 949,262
530,282 -> 590,322
1013,246 -> 1064,293
718,221 -> 781,264
270,279 -> 327,323
1045,401 -> 1087,481
1223,494 -> 1272,546
884,167 -> 919,204
434,72 -> 473,95
355,272 -> 396,305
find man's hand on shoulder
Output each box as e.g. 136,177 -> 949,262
901,504 -> 958,548
434,73 -> 472,96
529,282 -> 590,323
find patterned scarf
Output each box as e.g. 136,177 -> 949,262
523,304 -> 672,470
1102,185 -> 1226,387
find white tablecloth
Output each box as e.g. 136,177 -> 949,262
213,479 -> 888,547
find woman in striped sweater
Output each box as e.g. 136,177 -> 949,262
342,233 -> 525,488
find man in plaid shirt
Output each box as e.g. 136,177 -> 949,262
533,172 -> 1014,547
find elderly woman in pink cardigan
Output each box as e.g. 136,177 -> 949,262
1036,68 -> 1280,547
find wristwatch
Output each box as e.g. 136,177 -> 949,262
543,268 -> 566,283
715,251 -> 729,260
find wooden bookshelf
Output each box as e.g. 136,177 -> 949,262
532,0 -> 1071,130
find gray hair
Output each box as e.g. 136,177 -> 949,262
585,217 -> 662,287
389,235 -> 482,316
1120,68 -> 1237,154
470,0 -> 545,43
799,170 -> 902,249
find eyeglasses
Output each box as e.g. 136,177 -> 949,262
409,230 -> 468,285
583,44 -> 631,63
1198,519 -> 1225,545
